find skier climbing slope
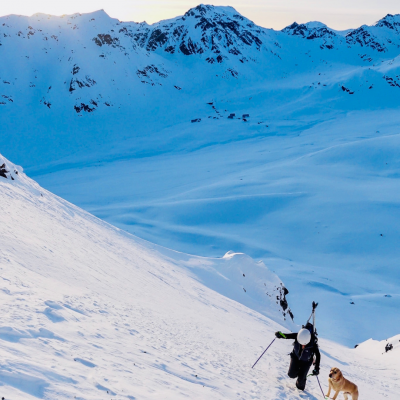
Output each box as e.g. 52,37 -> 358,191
275,303 -> 321,391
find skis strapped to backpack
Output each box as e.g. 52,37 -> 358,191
306,301 -> 318,337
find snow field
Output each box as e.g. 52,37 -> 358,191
1,6 -> 400,398
37,107 -> 400,345
1,156 -> 399,399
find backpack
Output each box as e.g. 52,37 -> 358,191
293,322 -> 317,362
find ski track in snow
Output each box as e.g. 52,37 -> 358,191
0,155 -> 400,399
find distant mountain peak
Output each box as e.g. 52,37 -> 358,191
282,21 -> 337,48
130,4 -> 265,61
282,13 -> 400,52
185,4 -> 215,17
305,21 -> 328,29
29,9 -> 113,22
375,13 -> 400,30
180,4 -> 250,25
184,4 -> 239,17
282,21 -> 333,34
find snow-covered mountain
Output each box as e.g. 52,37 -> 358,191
282,21 -> 343,49
1,5 -> 400,346
1,5 -> 400,126
131,5 -> 266,61
283,14 -> 400,53
1,153 -> 399,399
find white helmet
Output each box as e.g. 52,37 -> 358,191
297,328 -> 311,345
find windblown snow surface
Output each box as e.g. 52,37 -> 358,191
1,154 -> 400,399
1,0 -> 400,374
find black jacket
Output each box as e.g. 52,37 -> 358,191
280,332 -> 321,368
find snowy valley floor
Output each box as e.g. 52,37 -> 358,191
35,108 -> 400,346
1,157 -> 399,399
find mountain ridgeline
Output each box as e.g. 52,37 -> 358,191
1,5 -> 400,115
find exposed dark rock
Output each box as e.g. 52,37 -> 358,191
383,75 -> 400,88
346,27 -> 387,52
69,75 -> 96,93
146,29 -> 168,51
282,22 -> 338,49
2,95 -> 13,102
137,65 -> 168,79
74,102 -> 96,113
0,163 -> 8,178
132,5 -> 264,58
92,33 -> 120,47
385,343 -> 393,352
227,68 -> 238,77
341,85 -> 354,94
376,14 -> 400,32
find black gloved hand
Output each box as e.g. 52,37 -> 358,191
312,367 -> 320,376
275,331 -> 283,338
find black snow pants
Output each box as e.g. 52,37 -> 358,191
287,353 -> 313,391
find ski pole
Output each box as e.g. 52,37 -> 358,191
252,338 -> 276,369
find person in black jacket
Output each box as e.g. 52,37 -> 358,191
275,322 -> 320,391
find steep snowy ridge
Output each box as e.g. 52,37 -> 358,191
376,13 -> 400,31
1,153 -> 399,399
0,155 -> 24,182
282,13 -> 400,54
0,153 -> 292,325
282,21 -> 341,49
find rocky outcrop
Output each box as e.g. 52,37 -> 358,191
346,26 -> 387,52
129,5 -> 267,62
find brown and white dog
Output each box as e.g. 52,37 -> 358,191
326,367 -> 359,400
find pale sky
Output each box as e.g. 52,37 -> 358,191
1,0 -> 400,30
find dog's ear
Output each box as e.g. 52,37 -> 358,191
337,369 -> 343,379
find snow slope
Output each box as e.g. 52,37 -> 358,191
1,5 -> 400,346
1,154 -> 400,399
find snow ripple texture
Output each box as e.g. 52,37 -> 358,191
0,153 -> 399,399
